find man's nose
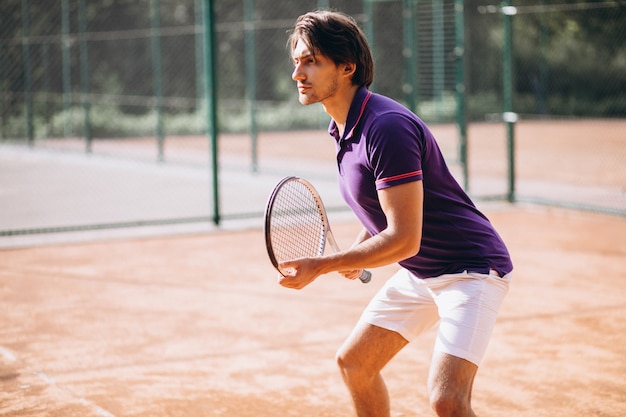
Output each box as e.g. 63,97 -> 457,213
292,64 -> 304,81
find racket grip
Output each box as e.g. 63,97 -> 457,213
359,269 -> 372,284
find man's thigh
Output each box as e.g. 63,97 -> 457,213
428,351 -> 478,400
338,323 -> 408,374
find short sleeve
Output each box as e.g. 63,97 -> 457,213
367,113 -> 425,190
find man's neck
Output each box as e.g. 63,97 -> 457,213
322,84 -> 360,138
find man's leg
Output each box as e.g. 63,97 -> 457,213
425,271 -> 510,416
427,351 -> 478,417
336,323 -> 408,417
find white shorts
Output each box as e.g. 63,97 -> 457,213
357,268 -> 511,366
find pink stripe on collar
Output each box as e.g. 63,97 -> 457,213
344,91 -> 372,140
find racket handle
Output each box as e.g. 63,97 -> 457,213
359,270 -> 372,284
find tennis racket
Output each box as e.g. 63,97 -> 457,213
264,176 -> 371,284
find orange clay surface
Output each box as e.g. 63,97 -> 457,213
1,205 -> 625,417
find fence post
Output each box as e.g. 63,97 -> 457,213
433,0 -> 445,119
402,0 -> 416,112
78,0 -> 92,153
151,0 -> 164,162
454,0 -> 468,191
501,1 -> 516,203
363,0 -> 375,91
0,43 -> 4,139
194,0 -> 204,107
62,0 -> 72,138
244,0 -> 258,173
203,0 -> 220,225
21,0 -> 34,147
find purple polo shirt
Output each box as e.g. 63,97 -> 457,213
330,87 -> 513,278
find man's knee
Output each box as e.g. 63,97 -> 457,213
337,324 -> 408,386
336,348 -> 361,379
428,388 -> 472,417
336,346 -> 378,387
427,353 -> 477,416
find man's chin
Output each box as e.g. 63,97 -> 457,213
298,95 -> 317,106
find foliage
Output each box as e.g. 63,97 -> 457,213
1,0 -> 625,142
466,0 -> 626,118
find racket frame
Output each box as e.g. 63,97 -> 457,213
264,176 -> 371,283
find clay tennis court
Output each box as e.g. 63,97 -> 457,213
1,120 -> 625,416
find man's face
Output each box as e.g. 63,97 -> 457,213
291,39 -> 341,106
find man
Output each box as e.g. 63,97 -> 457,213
280,10 -> 513,417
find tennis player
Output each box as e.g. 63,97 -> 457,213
280,10 -> 513,417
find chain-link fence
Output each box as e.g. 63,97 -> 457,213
0,0 -> 462,140
1,0 -> 625,237
468,1 -> 626,213
0,0 -> 464,235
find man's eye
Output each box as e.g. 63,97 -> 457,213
293,57 -> 315,66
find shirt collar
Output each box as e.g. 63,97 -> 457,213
328,86 -> 372,142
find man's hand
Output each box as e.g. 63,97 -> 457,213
338,269 -> 363,280
278,258 -> 320,290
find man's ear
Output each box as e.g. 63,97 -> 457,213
342,62 -> 356,77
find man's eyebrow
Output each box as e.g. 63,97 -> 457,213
293,52 -> 313,60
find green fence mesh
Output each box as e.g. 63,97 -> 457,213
1,0 -> 624,236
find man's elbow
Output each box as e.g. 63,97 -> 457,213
398,235 -> 421,260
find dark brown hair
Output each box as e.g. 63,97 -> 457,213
288,10 -> 374,88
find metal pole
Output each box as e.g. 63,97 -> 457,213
363,0 -> 375,91
42,42 -> 50,137
151,0 -> 164,162
203,0 -> 220,225
78,0 -> 92,153
0,44 -> 4,139
194,0 -> 204,108
62,0 -> 71,138
454,0 -> 468,191
538,1 -> 548,115
402,0 -> 416,112
244,0 -> 258,173
502,1 -> 516,202
433,0 -> 444,119
21,0 -> 34,147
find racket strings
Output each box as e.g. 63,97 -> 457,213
269,181 -> 326,263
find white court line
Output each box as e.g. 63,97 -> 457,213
0,346 -> 18,362
0,345 -> 117,417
